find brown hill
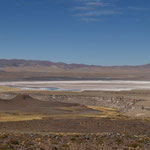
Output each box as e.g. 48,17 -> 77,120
0,59 -> 150,81
0,95 -> 94,114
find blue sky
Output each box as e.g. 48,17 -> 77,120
0,0 -> 150,66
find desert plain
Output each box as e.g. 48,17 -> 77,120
0,80 -> 150,149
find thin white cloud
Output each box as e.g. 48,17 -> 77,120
73,6 -> 92,11
72,0 -> 117,22
127,6 -> 149,11
75,10 -> 120,17
71,0 -> 149,22
80,17 -> 101,22
86,1 -> 106,7
15,0 -> 150,22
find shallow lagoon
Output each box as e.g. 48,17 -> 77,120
1,80 -> 150,91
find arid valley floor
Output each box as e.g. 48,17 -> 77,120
0,82 -> 150,150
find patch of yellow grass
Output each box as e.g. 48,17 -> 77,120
0,86 -> 20,92
87,105 -> 126,119
49,132 -> 106,136
87,106 -> 117,111
0,105 -> 127,122
0,113 -> 44,122
57,106 -> 84,112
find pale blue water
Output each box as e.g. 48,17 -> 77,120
8,85 -> 80,92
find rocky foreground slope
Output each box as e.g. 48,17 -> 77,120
0,132 -> 150,150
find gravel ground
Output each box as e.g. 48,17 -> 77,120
0,132 -> 150,150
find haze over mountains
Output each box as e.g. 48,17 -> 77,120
0,59 -> 150,81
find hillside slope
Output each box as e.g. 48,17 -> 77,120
0,59 -> 150,81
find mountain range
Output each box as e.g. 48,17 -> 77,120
0,59 -> 150,81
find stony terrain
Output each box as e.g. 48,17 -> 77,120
0,90 -> 150,149
1,90 -> 149,118
0,132 -> 150,150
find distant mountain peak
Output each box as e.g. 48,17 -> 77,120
0,59 -> 89,68
0,59 -> 150,81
